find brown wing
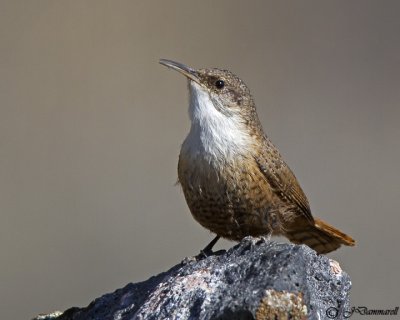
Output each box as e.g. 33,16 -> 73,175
254,137 -> 314,223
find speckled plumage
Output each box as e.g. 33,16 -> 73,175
160,59 -> 355,254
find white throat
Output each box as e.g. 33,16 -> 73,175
181,81 -> 252,164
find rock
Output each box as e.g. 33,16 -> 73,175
33,237 -> 351,320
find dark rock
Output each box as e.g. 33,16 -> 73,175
33,237 -> 351,320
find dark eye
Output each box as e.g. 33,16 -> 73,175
215,79 -> 225,89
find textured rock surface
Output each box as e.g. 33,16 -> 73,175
34,237 -> 351,320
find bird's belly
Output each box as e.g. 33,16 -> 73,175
178,154 -> 280,240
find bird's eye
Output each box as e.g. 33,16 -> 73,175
215,79 -> 225,89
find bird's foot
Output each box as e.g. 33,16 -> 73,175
195,248 -> 225,260
195,235 -> 224,260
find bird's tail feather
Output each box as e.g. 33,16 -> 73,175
287,218 -> 355,254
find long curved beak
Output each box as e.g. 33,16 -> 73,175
159,59 -> 200,84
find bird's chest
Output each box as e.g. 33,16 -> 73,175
178,145 -> 271,210
178,148 -> 276,240
178,148 -> 230,199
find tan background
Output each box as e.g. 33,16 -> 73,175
1,1 -> 399,319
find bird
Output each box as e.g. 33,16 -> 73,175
159,59 -> 355,254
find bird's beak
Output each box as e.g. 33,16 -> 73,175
159,59 -> 200,84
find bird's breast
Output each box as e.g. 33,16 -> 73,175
177,147 -> 277,240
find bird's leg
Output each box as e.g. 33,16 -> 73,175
196,235 -> 221,260
203,235 -> 220,253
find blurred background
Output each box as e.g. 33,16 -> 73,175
1,1 -> 399,319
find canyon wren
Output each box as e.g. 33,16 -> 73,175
159,59 -> 355,254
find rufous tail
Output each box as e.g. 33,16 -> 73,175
286,218 -> 355,254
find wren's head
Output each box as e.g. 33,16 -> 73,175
159,59 -> 263,161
